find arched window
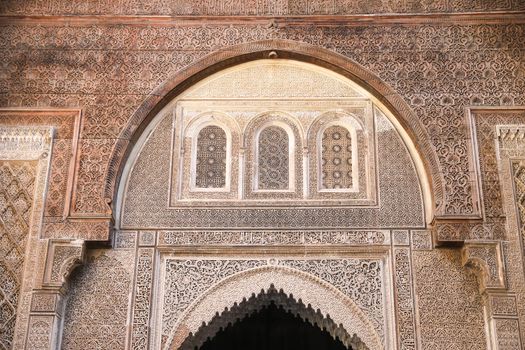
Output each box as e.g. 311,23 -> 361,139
320,125 -> 353,190
257,126 -> 290,190
195,125 -> 227,188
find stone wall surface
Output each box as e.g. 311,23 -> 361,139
1,3 -> 525,350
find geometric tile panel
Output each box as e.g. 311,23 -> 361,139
0,161 -> 36,350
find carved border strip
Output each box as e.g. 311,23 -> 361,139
1,12 -> 525,26
129,248 -> 155,350
156,229 -> 391,246
392,247 -> 417,349
511,160 -> 525,277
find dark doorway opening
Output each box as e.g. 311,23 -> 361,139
180,285 -> 367,350
199,301 -> 351,350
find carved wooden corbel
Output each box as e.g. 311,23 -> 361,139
461,240 -> 506,293
42,239 -> 86,289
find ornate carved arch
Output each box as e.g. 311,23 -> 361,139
165,265 -> 382,350
104,39 -> 441,219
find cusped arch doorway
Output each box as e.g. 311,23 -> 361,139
180,285 -> 368,350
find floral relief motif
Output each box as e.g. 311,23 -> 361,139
161,259 -> 267,344
61,252 -> 131,350
73,139 -> 115,214
281,259 -> 385,339
3,24 -> 524,217
257,126 -> 289,190
195,125 -> 227,188
161,258 -> 387,348
414,249 -> 487,350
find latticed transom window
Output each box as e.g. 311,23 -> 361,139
195,125 -> 227,188
257,126 -> 289,190
321,125 -> 353,189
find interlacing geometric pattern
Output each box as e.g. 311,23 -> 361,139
0,161 -> 36,350
321,126 -> 353,190
195,126 -> 227,188
257,126 -> 289,190
513,161 -> 525,272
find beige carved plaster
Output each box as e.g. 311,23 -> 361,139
111,41 -> 436,228
0,123 -> 92,349
469,109 -> 525,348
167,61 -> 379,206
158,260 -> 389,350
1,29 -> 522,348
0,126 -> 54,349
42,240 -> 85,288
118,60 -> 426,230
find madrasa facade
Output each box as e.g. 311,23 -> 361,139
1,1 -> 525,349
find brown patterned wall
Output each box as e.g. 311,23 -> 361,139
1,7 -> 525,350
1,21 -> 524,226
1,0 -> 525,15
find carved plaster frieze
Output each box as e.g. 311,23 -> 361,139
157,229 -> 390,246
432,220 -> 505,243
497,125 -> 525,150
0,126 -> 53,159
461,240 -> 506,293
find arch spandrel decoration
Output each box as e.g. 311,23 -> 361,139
163,266 -> 383,350
119,59 -> 426,229
109,40 -> 440,228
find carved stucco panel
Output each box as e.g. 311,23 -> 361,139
413,249 -> 487,350
495,122 -> 525,346
2,24 -> 525,219
0,126 -> 53,350
61,249 -> 134,350
158,256 -> 392,350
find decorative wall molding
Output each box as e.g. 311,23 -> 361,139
157,229 -> 390,246
432,220 -> 505,243
1,5 -> 524,22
